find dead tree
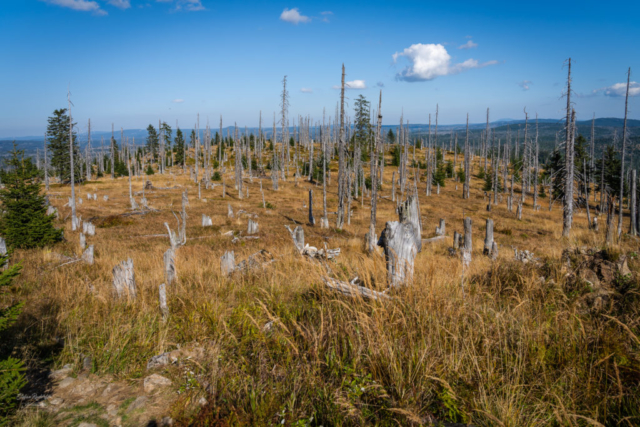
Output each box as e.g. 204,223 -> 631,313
164,248 -> 176,286
159,283 -> 169,321
463,114 -> 470,199
366,91 -> 383,253
435,219 -> 445,236
462,217 -> 472,268
82,245 -> 94,265
483,219 -> 494,256
285,225 -> 305,253
68,90 -> 77,231
377,196 -> 422,287
562,59 -> 574,237
308,189 -> 315,225
631,170 -> 637,235
80,233 -> 86,249
618,68 -> 631,238
336,64 -> 346,229
113,258 -> 136,299
584,159 -> 592,229
228,203 -> 234,218
221,251 -> 236,276
202,214 -> 212,227
247,219 -> 259,235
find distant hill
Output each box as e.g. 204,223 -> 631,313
1,117 -> 639,162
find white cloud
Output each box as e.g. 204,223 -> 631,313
593,81 -> 640,97
458,40 -> 478,50
157,0 -> 205,11
280,7 -> 310,24
332,80 -> 367,90
172,99 -> 184,103
300,88 -> 313,93
42,0 -> 107,15
321,10 -> 332,22
518,80 -> 532,90
107,0 -> 130,9
392,43 -> 497,82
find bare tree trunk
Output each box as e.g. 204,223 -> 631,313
308,189 -> 315,225
617,68 -> 631,239
68,90 -> 77,230
336,65 -> 346,229
562,58 -> 574,237
584,159 -> 592,228
463,114 -> 470,199
630,169 -> 637,235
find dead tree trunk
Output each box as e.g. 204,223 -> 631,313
159,283 -> 169,321
618,68 -> 631,238
113,258 -> 136,299
483,219 -> 494,256
562,59 -> 574,237
164,248 -> 176,286
435,219 -> 445,236
248,219 -> 259,234
462,217 -> 472,267
82,245 -> 94,265
308,189 -> 315,225
336,64 -> 346,229
377,195 -> 422,287
631,169 -> 637,235
221,251 -> 236,276
285,225 -> 305,253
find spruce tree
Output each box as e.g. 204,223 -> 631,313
0,145 -> 63,249
46,109 -> 81,183
146,125 -> 159,160
0,253 -> 25,422
174,128 -> 185,165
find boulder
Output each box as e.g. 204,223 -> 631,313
143,374 -> 172,393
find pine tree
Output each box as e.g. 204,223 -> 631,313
354,94 -> 372,152
0,144 -> 63,249
46,109 -> 81,183
174,128 -> 185,165
0,252 -> 25,422
387,129 -> 395,144
146,125 -> 159,159
160,122 -> 172,151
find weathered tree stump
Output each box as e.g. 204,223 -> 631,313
83,221 -> 95,236
228,204 -> 234,218
159,283 -> 169,321
377,221 -> 419,287
320,217 -> 329,229
82,245 -> 94,265
592,217 -> 599,231
490,241 -> 499,261
221,251 -> 236,276
47,206 -> 58,218
308,189 -> 315,225
435,219 -> 445,236
483,219 -> 494,256
79,233 -> 86,249
453,231 -> 461,249
202,214 -> 212,227
113,258 -> 136,299
164,248 -> 176,286
103,195 -> 109,201
517,202 -> 523,220
462,217 -> 472,268
285,225 -> 305,253
247,219 -> 259,235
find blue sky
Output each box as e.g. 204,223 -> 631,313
1,0 -> 639,137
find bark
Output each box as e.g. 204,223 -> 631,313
113,258 -> 136,299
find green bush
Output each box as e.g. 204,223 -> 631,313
145,164 -> 155,175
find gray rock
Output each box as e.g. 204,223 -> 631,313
77,423 -> 98,427
57,377 -> 76,389
126,395 -> 148,413
50,366 -> 73,380
48,397 -> 64,406
144,374 -> 172,393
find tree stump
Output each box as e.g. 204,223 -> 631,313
308,189 -> 315,225
483,219 -> 494,256
221,251 -> 236,276
462,217 -> 472,267
228,204 -> 234,218
248,219 -> 259,235
377,221 -> 419,287
320,217 -> 329,229
82,245 -> 94,265
113,258 -> 136,299
80,233 -> 86,249
103,195 -> 109,201
435,219 -> 445,236
159,283 -> 169,321
453,231 -> 461,250
202,214 -> 212,227
164,248 -> 176,286
285,225 -> 305,253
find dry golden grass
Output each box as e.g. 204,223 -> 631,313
5,147 -> 640,426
